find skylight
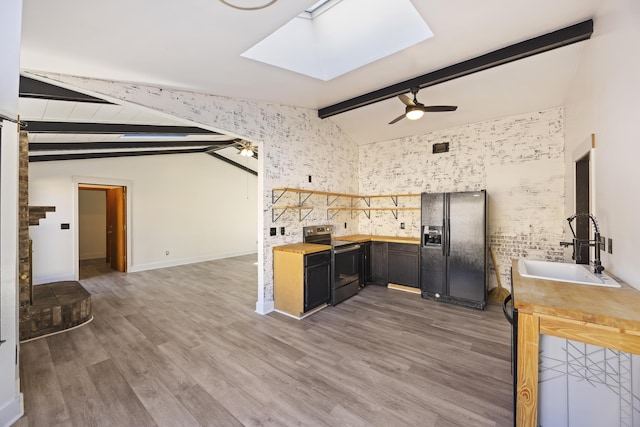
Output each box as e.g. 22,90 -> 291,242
305,0 -> 330,13
241,0 -> 433,81
302,0 -> 342,18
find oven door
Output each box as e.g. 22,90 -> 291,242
332,244 -> 361,305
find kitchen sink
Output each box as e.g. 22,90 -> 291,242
517,259 -> 622,288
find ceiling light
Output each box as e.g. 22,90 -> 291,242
219,0 -> 277,10
240,147 -> 254,157
405,108 -> 424,121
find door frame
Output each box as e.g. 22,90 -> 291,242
570,134 -> 597,262
72,176 -> 133,280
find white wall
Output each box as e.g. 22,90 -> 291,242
0,0 -> 24,425
359,108 -> 566,290
29,73 -> 360,314
564,0 -> 640,289
78,190 -> 107,260
29,152 -> 258,284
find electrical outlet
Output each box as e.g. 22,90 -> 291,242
344,222 -> 347,229
270,227 -> 277,236
165,251 -> 169,256
600,235 -> 606,251
280,227 -> 285,235
308,175 -> 312,183
400,222 -> 405,229
608,238 -> 613,254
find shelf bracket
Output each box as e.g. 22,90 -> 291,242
390,196 -> 398,206
272,207 -> 288,222
299,208 -> 313,221
391,209 -> 398,220
327,194 -> 341,206
327,209 -> 340,220
272,189 -> 287,204
351,209 -> 370,220
298,192 -> 313,206
360,197 -> 371,207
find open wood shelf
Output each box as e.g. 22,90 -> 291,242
271,187 -> 421,221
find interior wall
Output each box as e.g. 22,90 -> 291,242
78,190 -> 107,260
0,0 -> 24,425
29,152 -> 258,284
359,108 -> 566,291
30,73 -> 360,314
564,0 -> 640,289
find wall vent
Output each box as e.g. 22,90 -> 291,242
433,142 -> 449,154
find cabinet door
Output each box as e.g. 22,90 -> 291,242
370,242 -> 388,285
362,242 -> 371,284
388,244 -> 419,287
304,261 -> 330,312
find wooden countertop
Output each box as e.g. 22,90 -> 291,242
272,243 -> 331,255
336,234 -> 420,244
512,259 -> 640,334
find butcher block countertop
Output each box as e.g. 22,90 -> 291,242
337,234 -> 420,244
272,235 -> 420,254
511,258 -> 640,426
511,259 -> 640,333
272,243 -> 331,255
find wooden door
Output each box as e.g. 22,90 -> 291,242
106,187 -> 126,272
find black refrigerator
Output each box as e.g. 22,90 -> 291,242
420,190 -> 487,309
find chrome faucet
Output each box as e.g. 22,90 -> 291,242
559,213 -> 604,274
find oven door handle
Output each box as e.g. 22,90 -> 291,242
333,244 -> 361,254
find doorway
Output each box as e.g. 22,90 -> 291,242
575,153 -> 590,264
78,184 -> 127,275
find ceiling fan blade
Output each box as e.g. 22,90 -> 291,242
388,114 -> 407,125
423,105 -> 458,112
398,94 -> 415,107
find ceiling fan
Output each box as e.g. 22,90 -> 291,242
388,87 -> 457,125
236,139 -> 257,159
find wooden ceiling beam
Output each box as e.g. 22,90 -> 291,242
318,19 -> 593,119
29,140 -> 235,151
22,121 -> 221,135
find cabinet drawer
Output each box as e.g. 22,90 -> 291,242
387,242 -> 419,253
305,250 -> 330,267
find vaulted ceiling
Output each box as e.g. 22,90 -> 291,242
19,0 -> 602,148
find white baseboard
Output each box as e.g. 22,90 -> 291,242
130,250 -> 257,273
0,394 -> 23,427
255,300 -> 274,315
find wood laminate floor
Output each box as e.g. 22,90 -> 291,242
17,255 -> 513,426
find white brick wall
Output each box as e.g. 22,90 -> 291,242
36,72 -> 566,296
31,73 -> 360,309
358,108 -> 566,290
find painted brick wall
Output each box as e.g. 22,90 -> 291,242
359,108 -> 566,290
33,73 -> 359,310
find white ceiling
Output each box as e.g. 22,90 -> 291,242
19,0 -> 602,145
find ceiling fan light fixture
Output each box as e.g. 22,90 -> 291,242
405,108 -> 424,120
239,147 -> 255,157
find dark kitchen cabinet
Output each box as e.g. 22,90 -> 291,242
274,248 -> 330,318
387,243 -> 419,288
304,251 -> 331,312
370,242 -> 388,285
360,242 -> 371,286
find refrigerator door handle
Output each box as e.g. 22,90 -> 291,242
442,219 -> 446,256
447,218 -> 451,256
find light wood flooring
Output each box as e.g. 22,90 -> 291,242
17,255 -> 513,426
